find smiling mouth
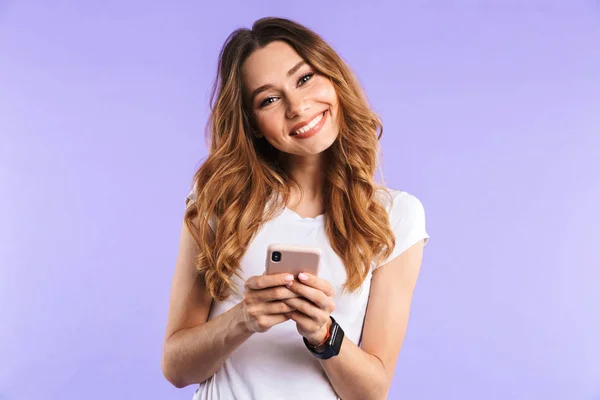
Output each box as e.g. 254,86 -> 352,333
289,111 -> 327,137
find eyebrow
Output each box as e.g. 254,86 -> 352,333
249,60 -> 307,104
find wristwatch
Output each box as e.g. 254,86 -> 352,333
303,316 -> 344,359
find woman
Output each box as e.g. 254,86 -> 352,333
161,16 -> 430,400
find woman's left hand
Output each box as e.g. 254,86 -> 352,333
282,272 -> 336,345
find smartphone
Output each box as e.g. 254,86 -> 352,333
265,243 -> 321,277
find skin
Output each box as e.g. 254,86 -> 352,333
243,40 -> 340,215
161,40 -> 426,399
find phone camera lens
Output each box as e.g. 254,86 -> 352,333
272,251 -> 281,262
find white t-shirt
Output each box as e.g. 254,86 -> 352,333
186,187 -> 429,400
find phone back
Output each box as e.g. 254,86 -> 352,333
265,243 -> 321,277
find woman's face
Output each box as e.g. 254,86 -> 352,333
242,41 -> 340,157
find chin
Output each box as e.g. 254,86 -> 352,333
291,132 -> 338,157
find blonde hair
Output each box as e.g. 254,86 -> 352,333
185,17 -> 395,301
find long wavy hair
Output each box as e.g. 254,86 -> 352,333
185,17 -> 395,301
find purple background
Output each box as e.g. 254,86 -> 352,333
1,1 -> 599,399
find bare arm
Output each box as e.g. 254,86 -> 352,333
161,217 -> 298,388
160,218 -> 250,387
283,240 -> 425,399
319,240 -> 425,400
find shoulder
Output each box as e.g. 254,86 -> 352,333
373,186 -> 429,268
185,182 -> 198,206
184,182 -> 218,231
374,187 -> 426,217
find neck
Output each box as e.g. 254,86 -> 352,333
282,152 -> 328,199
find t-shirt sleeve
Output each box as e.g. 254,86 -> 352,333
377,191 -> 430,268
185,184 -> 217,232
185,186 -> 197,206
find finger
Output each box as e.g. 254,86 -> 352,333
248,301 -> 292,317
256,286 -> 300,302
286,310 -> 319,331
287,281 -> 334,311
260,300 -> 296,315
297,273 -> 335,297
246,273 -> 294,290
254,313 -> 290,332
282,297 -> 326,321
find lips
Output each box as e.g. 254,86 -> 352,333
289,111 -> 327,136
288,110 -> 328,140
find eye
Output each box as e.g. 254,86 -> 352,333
298,72 -> 314,86
259,96 -> 277,108
257,72 -> 314,109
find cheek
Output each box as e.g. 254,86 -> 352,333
255,112 -> 280,137
315,78 -> 338,106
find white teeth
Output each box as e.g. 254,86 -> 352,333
292,112 -> 323,136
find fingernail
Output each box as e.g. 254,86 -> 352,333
284,274 -> 294,282
298,273 -> 308,281
285,281 -> 293,286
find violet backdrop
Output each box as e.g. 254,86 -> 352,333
1,1 -> 599,399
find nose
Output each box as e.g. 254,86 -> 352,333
285,92 -> 309,120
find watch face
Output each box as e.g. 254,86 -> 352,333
329,324 -> 338,343
330,323 -> 342,354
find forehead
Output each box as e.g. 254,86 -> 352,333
242,41 -> 304,91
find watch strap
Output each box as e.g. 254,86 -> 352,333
303,316 -> 344,359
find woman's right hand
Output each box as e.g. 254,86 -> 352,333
240,273 -> 299,333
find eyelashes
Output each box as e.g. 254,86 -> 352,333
258,72 -> 315,108
298,72 -> 314,86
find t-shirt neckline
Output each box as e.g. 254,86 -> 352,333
282,206 -> 325,222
